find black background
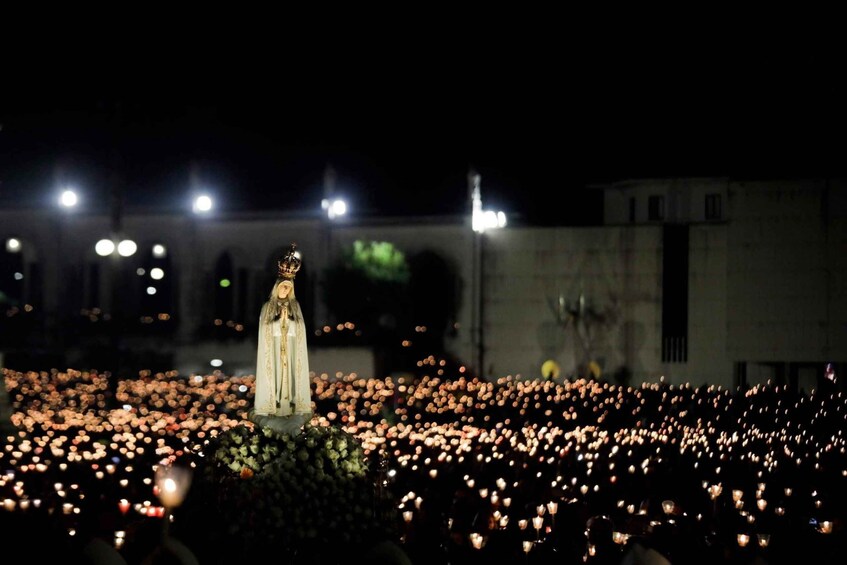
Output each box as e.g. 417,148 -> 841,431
2,19 -> 845,225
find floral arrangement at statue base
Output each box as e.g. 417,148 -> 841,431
182,422 -> 397,563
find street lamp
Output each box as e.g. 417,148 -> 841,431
117,239 -> 137,257
468,170 -> 506,379
95,239 -> 116,257
322,197 -> 347,220
94,238 -> 137,257
318,164 -> 348,324
320,164 -> 349,222
471,177 -> 507,234
59,189 -> 78,208
193,194 -> 213,213
51,183 -> 82,358
181,175 -> 216,345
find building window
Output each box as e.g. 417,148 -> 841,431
628,197 -> 636,223
648,195 -> 665,221
705,193 -> 722,220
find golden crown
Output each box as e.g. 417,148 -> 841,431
277,243 -> 302,280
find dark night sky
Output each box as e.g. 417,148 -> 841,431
2,25 -> 845,225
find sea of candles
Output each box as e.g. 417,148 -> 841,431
0,367 -> 845,564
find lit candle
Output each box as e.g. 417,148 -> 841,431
819,521 -> 833,534
532,515 -> 543,532
737,534 -> 750,547
757,534 -> 770,547
156,466 -> 191,509
118,499 -> 130,515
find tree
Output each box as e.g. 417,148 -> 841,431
323,240 -> 411,336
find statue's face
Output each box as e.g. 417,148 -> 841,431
278,283 -> 292,299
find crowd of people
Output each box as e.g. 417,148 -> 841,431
1,366 -> 845,563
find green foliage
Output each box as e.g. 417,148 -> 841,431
188,423 -> 397,561
346,240 -> 410,283
323,241 -> 411,332
208,423 -> 366,479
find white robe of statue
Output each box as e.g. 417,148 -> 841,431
252,297 -> 311,428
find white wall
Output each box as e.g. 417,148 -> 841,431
481,225 -> 666,384
727,180 -> 834,361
